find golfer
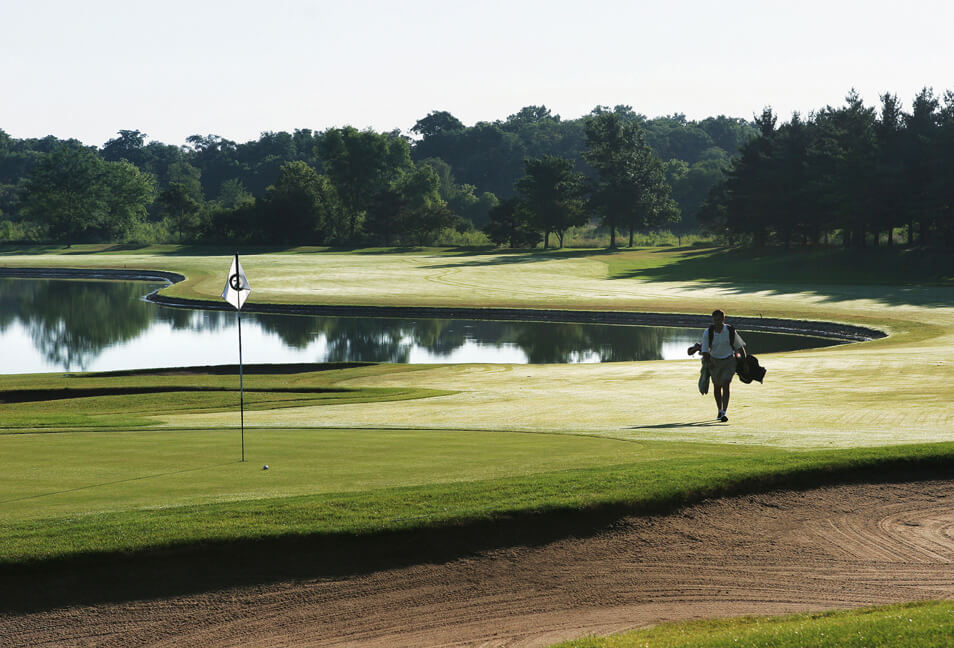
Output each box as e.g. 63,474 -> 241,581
701,309 -> 746,422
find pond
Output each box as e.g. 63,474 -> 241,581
0,278 -> 844,374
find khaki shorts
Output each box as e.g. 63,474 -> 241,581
708,356 -> 737,385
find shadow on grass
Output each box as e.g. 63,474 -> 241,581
0,243 -> 308,257
0,385 -> 350,404
129,244 -> 306,256
79,362 -> 374,378
0,244 -> 73,256
2,460 -> 953,614
648,245 -> 721,257
422,248 -> 625,269
612,246 -> 954,307
626,421 -> 725,430
67,243 -> 152,253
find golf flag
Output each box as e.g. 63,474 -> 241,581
223,253 -> 251,462
223,254 -> 251,310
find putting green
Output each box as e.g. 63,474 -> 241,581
0,427 -> 680,522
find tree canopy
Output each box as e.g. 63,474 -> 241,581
0,101 -> 763,247
583,112 -> 678,248
21,146 -> 155,245
700,88 -> 954,248
515,156 -> 585,248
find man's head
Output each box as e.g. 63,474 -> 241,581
711,309 -> 725,325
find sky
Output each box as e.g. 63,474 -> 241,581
3,0 -> 953,148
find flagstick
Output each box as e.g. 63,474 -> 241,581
237,306 -> 245,462
224,252 -> 249,463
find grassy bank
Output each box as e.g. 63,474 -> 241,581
552,601 -> 954,647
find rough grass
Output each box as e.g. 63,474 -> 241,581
551,601 -> 954,647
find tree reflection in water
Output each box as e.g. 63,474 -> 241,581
1,279 -> 158,371
0,278 -> 839,372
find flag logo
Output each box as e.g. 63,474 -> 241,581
222,255 -> 251,310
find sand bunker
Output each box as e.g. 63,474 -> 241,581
3,479 -> 954,647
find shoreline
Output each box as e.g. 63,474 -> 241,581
0,266 -> 886,342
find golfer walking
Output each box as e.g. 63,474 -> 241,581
701,309 -> 746,422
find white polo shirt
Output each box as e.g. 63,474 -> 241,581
701,326 -> 745,359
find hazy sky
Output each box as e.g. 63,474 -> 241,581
3,0 -> 953,147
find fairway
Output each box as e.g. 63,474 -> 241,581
5,246 -> 952,449
2,245 -> 954,646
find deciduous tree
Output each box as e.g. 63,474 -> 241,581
21,147 -> 106,246
410,111 -> 465,138
159,183 -> 201,242
98,160 -> 156,240
583,112 -> 677,248
515,155 -> 585,248
483,198 -> 541,248
318,127 -> 412,240
260,161 -> 341,244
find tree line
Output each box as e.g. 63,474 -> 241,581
0,106 -> 752,247
485,110 -> 680,249
700,88 -> 954,248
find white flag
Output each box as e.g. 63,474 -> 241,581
222,255 -> 251,310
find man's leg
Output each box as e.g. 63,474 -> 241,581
712,384 -> 723,417
713,382 -> 730,421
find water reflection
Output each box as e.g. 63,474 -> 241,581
0,278 -> 841,374
0,279 -> 158,370
251,315 -> 680,365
